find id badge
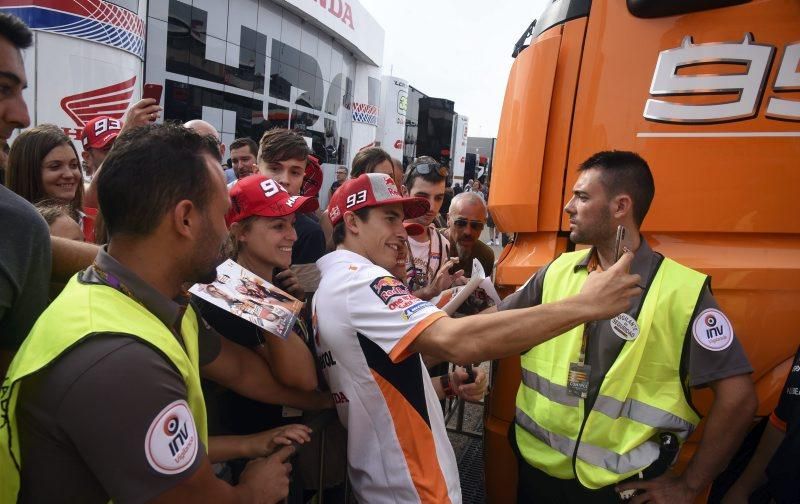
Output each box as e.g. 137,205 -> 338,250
567,362 -> 591,398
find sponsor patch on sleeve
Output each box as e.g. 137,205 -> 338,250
402,301 -> 434,320
145,400 -> 199,475
692,308 -> 734,351
370,276 -> 412,305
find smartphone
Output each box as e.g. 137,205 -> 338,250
614,225 -> 632,262
142,83 -> 163,104
448,257 -> 461,275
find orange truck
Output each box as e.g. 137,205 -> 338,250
486,0 -> 800,501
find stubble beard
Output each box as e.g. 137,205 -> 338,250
570,208 -> 614,247
191,223 -> 228,284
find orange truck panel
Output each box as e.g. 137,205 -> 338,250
486,0 -> 800,501
490,28 -> 560,232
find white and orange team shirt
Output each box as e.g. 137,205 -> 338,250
313,250 -> 462,504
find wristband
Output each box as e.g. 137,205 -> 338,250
441,373 -> 457,398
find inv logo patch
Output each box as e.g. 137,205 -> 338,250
692,308 -> 734,351
145,400 -> 198,475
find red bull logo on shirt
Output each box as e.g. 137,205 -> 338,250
370,276 -> 411,305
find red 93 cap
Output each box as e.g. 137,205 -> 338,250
227,175 -> 319,227
82,116 -> 122,149
301,155 -> 323,198
327,173 -> 429,226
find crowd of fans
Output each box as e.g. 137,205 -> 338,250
1,10 -> 797,504
0,11 -> 499,503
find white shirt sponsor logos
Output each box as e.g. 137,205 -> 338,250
145,400 -> 198,475
692,308 -> 734,351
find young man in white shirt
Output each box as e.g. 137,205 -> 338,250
402,157 -> 462,300
313,172 -> 642,503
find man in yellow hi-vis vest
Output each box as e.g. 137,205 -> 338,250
0,123 -> 328,503
500,151 -> 757,503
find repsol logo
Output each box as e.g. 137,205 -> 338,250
318,350 -> 337,370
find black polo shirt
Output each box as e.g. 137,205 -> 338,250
16,249 -> 221,503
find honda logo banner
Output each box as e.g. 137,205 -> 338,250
27,31 -> 142,145
3,0 -> 146,149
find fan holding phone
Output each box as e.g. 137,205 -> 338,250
82,84 -> 164,210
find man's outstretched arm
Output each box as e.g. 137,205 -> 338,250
410,252 -> 642,365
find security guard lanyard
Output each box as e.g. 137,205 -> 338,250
566,256 -> 601,399
91,262 -> 187,344
91,262 -> 145,308
567,327 -> 593,399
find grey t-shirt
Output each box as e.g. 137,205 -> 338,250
15,250 -> 222,503
0,185 -> 51,350
499,240 -> 752,403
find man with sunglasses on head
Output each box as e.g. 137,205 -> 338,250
402,157 -> 464,302
442,191 -> 495,315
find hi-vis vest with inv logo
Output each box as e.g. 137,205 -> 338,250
515,250 -> 705,489
0,275 -> 208,502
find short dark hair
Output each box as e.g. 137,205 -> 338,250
230,137 -> 258,157
403,156 -> 446,192
351,147 -> 391,178
578,150 -> 655,227
0,13 -> 33,49
258,128 -> 309,164
97,123 -> 219,237
331,207 -> 371,246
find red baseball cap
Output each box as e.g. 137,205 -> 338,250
327,173 -> 429,226
82,116 -> 123,149
227,175 -> 319,227
301,155 -> 323,198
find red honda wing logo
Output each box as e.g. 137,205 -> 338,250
60,76 -> 137,127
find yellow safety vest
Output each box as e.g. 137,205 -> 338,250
515,250 -> 704,489
0,274 -> 208,502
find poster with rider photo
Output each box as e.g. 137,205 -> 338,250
189,259 -> 303,340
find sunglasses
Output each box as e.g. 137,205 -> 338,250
410,163 -> 448,178
453,218 -> 485,230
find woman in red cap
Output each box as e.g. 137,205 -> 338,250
191,174 -> 331,480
